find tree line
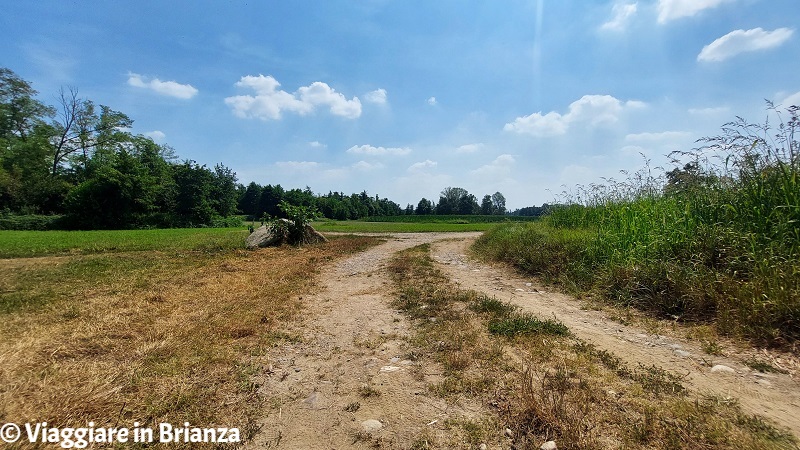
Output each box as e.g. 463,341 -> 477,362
1,67 -> 510,229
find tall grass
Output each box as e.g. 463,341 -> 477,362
475,104 -> 800,346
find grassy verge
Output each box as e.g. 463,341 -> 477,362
311,220 -> 497,233
473,107 -> 800,348
388,244 -> 796,449
0,227 -> 249,258
0,235 -> 380,448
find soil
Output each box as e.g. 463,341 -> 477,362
245,232 -> 800,448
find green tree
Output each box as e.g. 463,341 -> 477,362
415,198 -> 434,215
491,192 -> 506,215
480,195 -> 493,215
239,182 -> 262,217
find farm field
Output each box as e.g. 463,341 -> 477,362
0,227 -> 250,258
311,220 -> 501,233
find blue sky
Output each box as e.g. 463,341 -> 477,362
2,0 -> 798,209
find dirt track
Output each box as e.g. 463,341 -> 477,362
246,232 -> 800,448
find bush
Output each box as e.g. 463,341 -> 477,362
0,214 -> 65,230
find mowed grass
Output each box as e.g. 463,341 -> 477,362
0,227 -> 249,258
0,233 -> 380,448
388,244 -> 796,449
311,220 -> 498,233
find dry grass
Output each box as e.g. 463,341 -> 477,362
0,236 -> 379,448
388,244 -> 798,450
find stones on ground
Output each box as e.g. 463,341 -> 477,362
674,350 -> 691,358
711,364 -> 736,374
479,444 -> 488,450
380,365 -> 401,373
540,441 -> 558,450
504,427 -> 514,438
361,419 -> 383,434
245,221 -> 328,249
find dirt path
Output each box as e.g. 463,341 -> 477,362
245,233 -> 485,449
430,237 -> 800,437
246,232 -> 799,448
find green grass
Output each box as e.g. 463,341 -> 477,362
311,220 -> 498,233
0,227 -> 248,258
361,214 -> 538,223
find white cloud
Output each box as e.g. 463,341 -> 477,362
364,88 -> 387,104
275,161 -> 320,172
352,160 -> 384,171
456,143 -> 484,153
427,96 -> 437,106
698,28 -> 794,62
600,3 -> 638,31
625,131 -> 692,142
224,74 -> 361,120
657,0 -> 731,23
504,95 -> 645,137
309,141 -> 326,148
346,144 -> 411,156
471,154 -> 516,178
779,91 -> 800,108
143,130 -> 166,142
408,160 -> 438,172
127,73 -> 198,99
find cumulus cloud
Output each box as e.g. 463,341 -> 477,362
224,74 -> 361,120
346,144 -> 411,156
781,91 -> 800,108
427,96 -> 437,106
471,154 -> 515,178
456,143 -> 484,153
309,141 -> 326,148
600,3 -> 638,31
408,160 -> 438,172
364,88 -> 387,104
698,28 -> 794,62
657,0 -> 731,23
143,130 -> 166,142
504,95 -> 645,137
352,160 -> 384,171
127,73 -> 198,99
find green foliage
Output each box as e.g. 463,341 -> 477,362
487,313 -> 570,337
0,213 -> 63,230
476,104 -> 800,346
267,201 -> 320,246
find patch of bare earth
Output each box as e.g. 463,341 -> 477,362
430,237 -> 800,438
246,233 -> 486,449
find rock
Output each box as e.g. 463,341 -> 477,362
540,441 -> 558,450
380,365 -> 401,373
361,419 -> 383,434
711,364 -> 736,374
674,350 -> 691,358
504,428 -> 514,438
245,221 -> 327,249
479,444 -> 488,450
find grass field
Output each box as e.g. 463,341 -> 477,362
0,227 -> 249,258
311,220 -> 498,233
0,231 -> 381,448
361,214 -> 538,223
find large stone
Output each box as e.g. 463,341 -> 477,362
245,220 -> 327,249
